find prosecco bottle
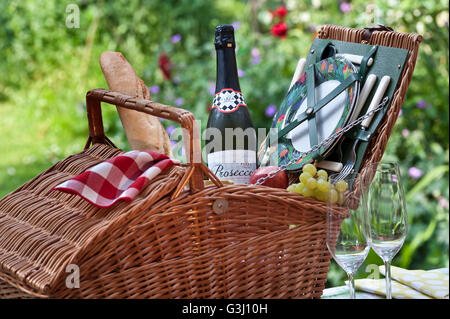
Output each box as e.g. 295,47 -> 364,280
206,24 -> 257,184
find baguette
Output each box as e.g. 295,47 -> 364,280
99,51 -> 172,156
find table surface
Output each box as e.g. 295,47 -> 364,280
321,268 -> 449,299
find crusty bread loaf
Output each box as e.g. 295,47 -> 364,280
100,51 -> 172,156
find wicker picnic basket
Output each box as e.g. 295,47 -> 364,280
0,25 -> 421,299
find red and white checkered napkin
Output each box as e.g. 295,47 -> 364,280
53,150 -> 179,208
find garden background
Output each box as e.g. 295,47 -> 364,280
0,0 -> 448,288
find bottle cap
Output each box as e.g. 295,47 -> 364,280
214,24 -> 235,49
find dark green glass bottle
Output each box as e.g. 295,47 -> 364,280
206,24 -> 256,184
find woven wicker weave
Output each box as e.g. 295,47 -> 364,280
0,25 -> 421,299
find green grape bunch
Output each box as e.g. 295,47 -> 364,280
287,164 -> 348,204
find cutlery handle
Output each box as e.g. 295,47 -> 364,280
316,160 -> 344,172
348,74 -> 377,124
289,58 -> 307,91
338,53 -> 373,66
361,75 -> 391,129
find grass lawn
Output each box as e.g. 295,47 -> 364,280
0,97 -> 85,197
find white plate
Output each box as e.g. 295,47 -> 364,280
286,80 -> 349,153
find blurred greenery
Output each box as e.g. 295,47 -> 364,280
0,0 -> 448,289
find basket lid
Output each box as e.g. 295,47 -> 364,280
0,143 -> 184,296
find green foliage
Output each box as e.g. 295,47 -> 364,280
0,0 -> 448,289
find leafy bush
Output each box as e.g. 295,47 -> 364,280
0,0 -> 448,288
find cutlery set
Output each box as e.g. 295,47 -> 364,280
259,40 -> 405,181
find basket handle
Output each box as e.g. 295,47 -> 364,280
84,88 -> 219,195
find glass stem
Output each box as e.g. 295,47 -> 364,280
384,260 -> 392,299
347,272 -> 356,299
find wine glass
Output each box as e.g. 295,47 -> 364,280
326,174 -> 370,299
360,162 -> 408,299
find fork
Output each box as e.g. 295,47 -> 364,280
334,139 -> 358,181
334,75 -> 391,181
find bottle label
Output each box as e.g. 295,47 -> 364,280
207,150 -> 256,184
212,88 -> 246,113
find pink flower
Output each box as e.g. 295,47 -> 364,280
438,196 -> 449,209
340,1 -> 352,13
408,167 -> 423,179
402,129 -> 410,137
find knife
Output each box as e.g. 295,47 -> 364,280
361,76 -> 391,129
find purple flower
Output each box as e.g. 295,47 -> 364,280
208,82 -> 216,96
251,48 -> 261,64
174,98 -> 184,106
166,125 -> 176,135
399,109 -> 403,116
235,44 -> 239,53
408,167 -> 423,179
307,25 -> 317,33
416,100 -> 429,109
232,21 -> 241,30
173,77 -> 181,84
251,56 -> 261,64
402,129 -> 410,137
149,85 -> 160,94
438,196 -> 449,209
238,69 -> 245,77
170,139 -> 177,147
340,1 -> 352,13
171,34 -> 182,43
265,105 -> 277,117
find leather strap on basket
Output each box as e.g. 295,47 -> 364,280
362,24 -> 394,43
305,64 -> 320,159
315,42 -> 337,63
277,71 -> 360,140
359,44 -> 378,82
84,89 -> 212,195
